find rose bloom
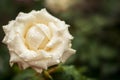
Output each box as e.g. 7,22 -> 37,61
2,9 -> 76,73
45,0 -> 76,13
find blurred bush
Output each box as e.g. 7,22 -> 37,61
0,0 -> 120,80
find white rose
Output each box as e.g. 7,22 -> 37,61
2,9 -> 76,73
45,0 -> 76,13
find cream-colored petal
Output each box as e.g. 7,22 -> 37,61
2,21 -> 16,44
32,67 -> 43,73
2,21 -> 14,34
36,24 -> 51,39
9,51 -> 30,69
9,52 -> 21,66
14,22 -> 26,37
34,9 -> 60,23
7,34 -> 26,55
16,12 -> 36,24
25,25 -> 49,50
60,49 -> 76,63
37,50 -> 60,67
48,22 -> 58,33
8,34 -> 38,60
39,50 -> 61,67
28,60 -> 48,70
47,57 -> 60,67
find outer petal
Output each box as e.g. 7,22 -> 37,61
60,49 -> 76,63
2,21 -> 16,44
32,9 -> 60,24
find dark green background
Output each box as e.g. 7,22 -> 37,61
0,0 -> 120,80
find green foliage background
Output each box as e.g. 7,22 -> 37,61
0,0 -> 120,80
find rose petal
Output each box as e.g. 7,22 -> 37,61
25,25 -> 49,50
60,48 -> 76,63
36,24 -> 51,39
